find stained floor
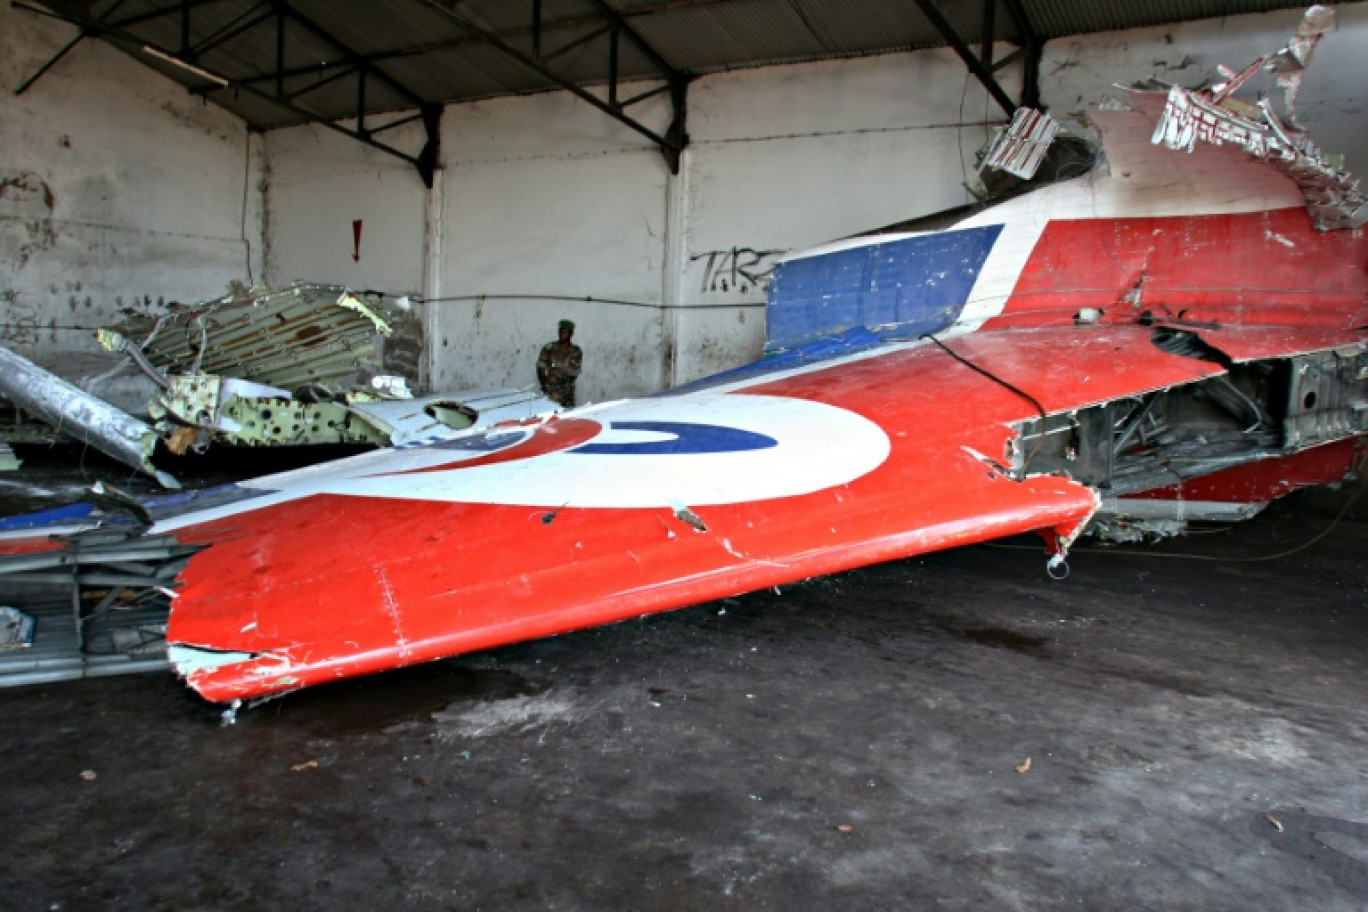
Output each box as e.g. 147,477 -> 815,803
2,445 -> 1367,911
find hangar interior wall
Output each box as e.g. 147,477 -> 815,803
0,4 -> 262,368
3,3 -> 1365,404
265,48 -> 1012,402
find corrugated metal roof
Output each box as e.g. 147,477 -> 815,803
1023,0 -> 1318,39
19,0 -> 1338,164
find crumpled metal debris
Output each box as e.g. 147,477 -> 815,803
0,345 -> 178,488
1149,5 -> 1365,230
1265,3 -> 1334,128
89,283 -> 562,453
98,283 -> 435,452
980,7 -> 1363,231
146,373 -> 397,453
981,108 -> 1061,180
103,283 -> 404,391
1,284 -> 431,461
0,607 -> 35,650
0,526 -> 200,687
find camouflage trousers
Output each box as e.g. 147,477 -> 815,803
543,379 -> 576,408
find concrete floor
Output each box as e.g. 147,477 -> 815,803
2,448 -> 1368,911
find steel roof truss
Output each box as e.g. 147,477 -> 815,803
419,0 -> 690,173
912,0 -> 1042,117
17,1 -> 443,186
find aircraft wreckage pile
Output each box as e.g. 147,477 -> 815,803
0,284 -> 555,686
0,284 -> 414,483
0,6 -> 1364,705
0,283 -> 556,484
100,283 -> 417,456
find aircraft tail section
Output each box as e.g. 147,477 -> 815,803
764,225 -> 1003,353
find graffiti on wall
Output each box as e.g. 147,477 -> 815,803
691,247 -> 787,296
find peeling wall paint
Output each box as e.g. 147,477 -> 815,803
0,4 -> 264,363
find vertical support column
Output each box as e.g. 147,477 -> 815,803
608,23 -> 620,108
660,147 -> 691,391
244,130 -> 268,285
532,0 -> 542,59
423,166 -> 446,393
981,0 -> 996,71
275,9 -> 285,97
357,67 -> 368,137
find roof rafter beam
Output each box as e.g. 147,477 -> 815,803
541,23 -> 611,65
417,0 -> 690,173
271,1 -> 427,112
187,2 -> 275,59
997,0 -> 1042,109
981,0 -> 996,70
532,0 -> 541,58
102,0 -> 220,31
178,3 -> 686,97
280,61 -> 359,104
16,0 -> 442,186
583,0 -> 680,81
912,0 -> 1017,117
13,29 -> 85,96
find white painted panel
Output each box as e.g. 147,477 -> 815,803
261,120 -> 428,295
432,94 -> 671,402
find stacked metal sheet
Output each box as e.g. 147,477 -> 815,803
109,284 -> 401,392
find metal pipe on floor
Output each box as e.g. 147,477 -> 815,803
0,346 -> 178,489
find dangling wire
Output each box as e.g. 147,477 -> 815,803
920,333 -> 1049,470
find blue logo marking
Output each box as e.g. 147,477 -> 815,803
572,421 -> 777,455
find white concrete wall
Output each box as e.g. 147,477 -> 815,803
0,4 -> 262,365
260,120 -> 428,295
430,92 -> 676,402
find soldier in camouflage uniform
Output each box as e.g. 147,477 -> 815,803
536,319 -> 583,407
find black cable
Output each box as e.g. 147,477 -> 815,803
920,332 -> 1049,470
408,292 -> 765,311
7,293 -> 766,335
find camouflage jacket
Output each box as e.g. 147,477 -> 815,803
537,340 -> 582,406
